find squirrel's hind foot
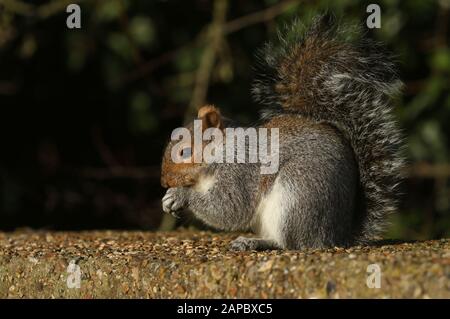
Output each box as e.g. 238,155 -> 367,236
230,236 -> 280,251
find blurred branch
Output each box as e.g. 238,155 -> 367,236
37,0 -> 87,19
117,0 -> 143,65
0,0 -> 87,18
435,4 -> 449,48
406,163 -> 450,178
404,80 -> 426,95
91,127 -> 120,168
119,0 -> 299,87
0,0 -> 34,16
117,47 -> 181,86
81,166 -> 160,180
224,0 -> 299,34
187,0 -> 229,119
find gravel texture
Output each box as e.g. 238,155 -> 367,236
0,230 -> 448,298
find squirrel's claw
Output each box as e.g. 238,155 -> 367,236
162,188 -> 186,218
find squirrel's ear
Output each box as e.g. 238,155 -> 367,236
198,105 -> 223,130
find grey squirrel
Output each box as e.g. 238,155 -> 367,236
160,15 -> 404,250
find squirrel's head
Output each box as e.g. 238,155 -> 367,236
161,105 -> 224,188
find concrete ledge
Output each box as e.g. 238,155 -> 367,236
0,230 -> 448,298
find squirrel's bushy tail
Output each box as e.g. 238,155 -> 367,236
252,14 -> 404,243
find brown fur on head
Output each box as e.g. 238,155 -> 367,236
160,105 -> 224,188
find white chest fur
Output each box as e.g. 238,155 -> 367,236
194,174 -> 216,193
252,177 -> 286,247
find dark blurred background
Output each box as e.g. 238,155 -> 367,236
0,0 -> 449,240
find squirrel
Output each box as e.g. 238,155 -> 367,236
160,14 -> 404,251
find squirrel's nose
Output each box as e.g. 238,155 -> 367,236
161,176 -> 169,188
161,173 -> 178,188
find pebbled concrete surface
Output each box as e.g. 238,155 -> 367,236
0,230 -> 448,298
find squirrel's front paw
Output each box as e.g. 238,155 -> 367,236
162,187 -> 187,218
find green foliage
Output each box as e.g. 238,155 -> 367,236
129,91 -> 157,135
129,16 -> 156,48
431,47 -> 450,72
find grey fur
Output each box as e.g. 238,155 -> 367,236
162,14 -> 404,250
163,123 -> 358,250
252,14 -> 405,244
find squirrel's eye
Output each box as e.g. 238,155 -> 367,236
180,147 -> 192,159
